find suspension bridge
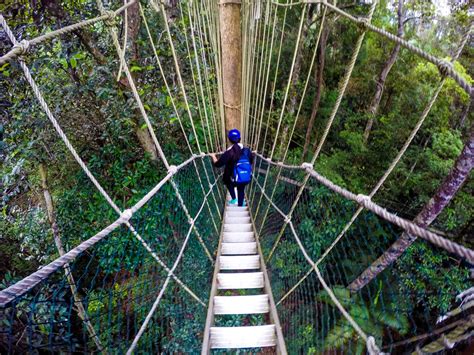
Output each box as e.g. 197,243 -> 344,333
0,0 -> 473,353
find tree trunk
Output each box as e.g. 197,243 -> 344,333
458,99 -> 471,130
303,24 -> 329,160
41,0 -> 106,64
348,124 -> 474,292
136,126 -> 159,161
125,0 -> 141,61
363,0 -> 404,143
39,164 -> 105,352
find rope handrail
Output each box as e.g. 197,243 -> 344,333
0,1 -> 137,66
269,0 -> 472,96
252,152 -> 474,263
0,153 -> 210,307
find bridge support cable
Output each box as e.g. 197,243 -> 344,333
94,0 -> 216,262
250,4 -> 328,235
139,3 -> 223,230
247,3 -> 289,205
259,0 -> 378,264
250,2 -> 308,226
149,0 -> 225,213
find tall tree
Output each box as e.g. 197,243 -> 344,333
348,122 -> 474,292
302,23 -> 330,160
363,0 -> 405,143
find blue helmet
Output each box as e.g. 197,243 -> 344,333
228,129 -> 241,143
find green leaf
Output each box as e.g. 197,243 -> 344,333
70,57 -> 77,69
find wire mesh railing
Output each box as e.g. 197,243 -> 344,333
249,154 -> 473,354
0,156 -> 225,354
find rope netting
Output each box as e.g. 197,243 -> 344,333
249,155 -> 472,353
0,156 -> 225,353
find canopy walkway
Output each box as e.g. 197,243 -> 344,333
0,0 -> 473,354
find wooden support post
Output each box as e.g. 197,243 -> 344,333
219,0 -> 242,134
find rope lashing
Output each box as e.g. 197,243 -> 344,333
103,10 -> 117,27
168,165 -> 179,175
0,1 -> 136,66
119,208 -> 134,224
301,162 -> 313,170
12,39 -> 30,57
367,336 -> 384,355
356,194 -> 371,206
437,60 -> 454,78
223,102 -> 242,110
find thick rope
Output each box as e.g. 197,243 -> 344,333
0,155 -> 217,306
306,24 -> 473,280
270,0 -> 472,96
0,1 -> 136,65
252,163 -> 383,354
252,154 -> 474,263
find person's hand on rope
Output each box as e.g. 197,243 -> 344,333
210,153 -> 218,163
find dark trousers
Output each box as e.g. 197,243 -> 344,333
225,182 -> 246,206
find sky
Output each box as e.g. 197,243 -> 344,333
432,0 -> 450,16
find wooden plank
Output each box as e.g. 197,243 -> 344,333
224,223 -> 252,232
225,211 -> 250,217
222,232 -> 255,243
213,295 -> 269,314
210,325 -> 276,349
224,216 -> 251,224
219,255 -> 260,270
217,272 -> 264,289
221,242 -> 257,255
226,205 -> 248,210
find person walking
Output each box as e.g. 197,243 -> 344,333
210,129 -> 253,207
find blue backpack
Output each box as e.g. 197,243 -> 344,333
233,147 -> 252,185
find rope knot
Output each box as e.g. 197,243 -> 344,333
103,10 -> 117,27
277,161 -> 284,166
200,152 -> 206,157
119,209 -> 133,224
188,217 -> 194,225
441,335 -> 455,349
13,40 -> 30,57
168,165 -> 178,175
301,162 -> 313,170
358,18 -> 370,30
284,216 -> 291,224
366,336 -> 381,355
436,60 -> 452,77
356,194 -> 371,206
